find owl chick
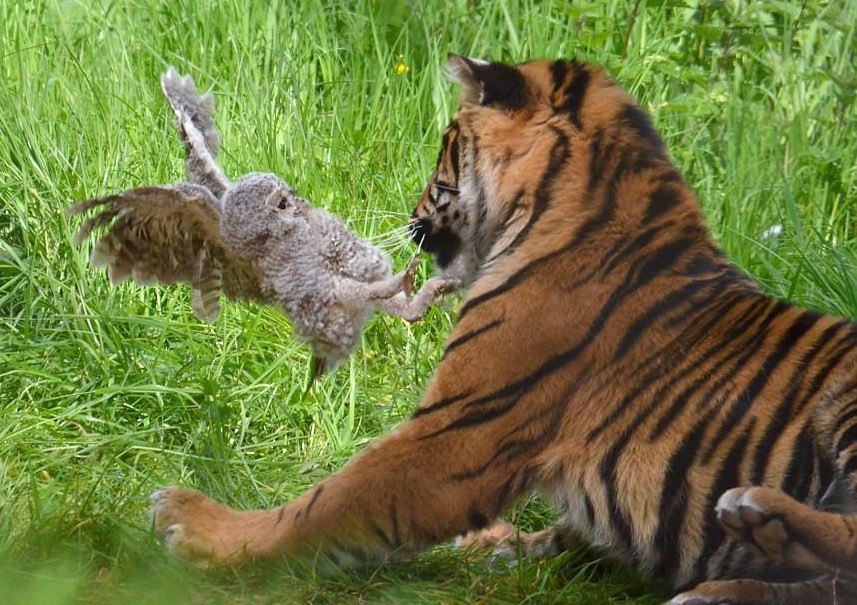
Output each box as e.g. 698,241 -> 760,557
68,68 -> 458,375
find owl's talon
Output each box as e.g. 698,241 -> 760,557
402,255 -> 421,296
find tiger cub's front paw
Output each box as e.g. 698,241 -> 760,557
150,485 -> 243,568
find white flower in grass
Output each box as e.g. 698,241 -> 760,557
761,224 -> 783,240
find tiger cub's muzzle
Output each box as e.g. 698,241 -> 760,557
409,215 -> 462,270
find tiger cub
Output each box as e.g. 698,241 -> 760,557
151,56 -> 857,604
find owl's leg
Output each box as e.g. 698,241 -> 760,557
376,277 -> 461,323
335,269 -> 413,306
401,255 -> 421,296
337,255 -> 457,321
334,272 -> 458,324
189,247 -> 222,323
371,255 -> 425,299
335,266 -> 450,309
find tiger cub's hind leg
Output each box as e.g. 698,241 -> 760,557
716,487 -> 857,579
668,486 -> 857,604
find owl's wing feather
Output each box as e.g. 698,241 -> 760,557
190,242 -> 223,323
68,184 -> 263,322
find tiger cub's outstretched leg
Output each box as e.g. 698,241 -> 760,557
160,68 -> 229,198
150,402 -> 543,569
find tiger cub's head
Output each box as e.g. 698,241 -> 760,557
410,54 -> 665,287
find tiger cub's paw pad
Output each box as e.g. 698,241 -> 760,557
716,488 -> 789,561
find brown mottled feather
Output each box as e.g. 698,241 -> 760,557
69,184 -> 262,321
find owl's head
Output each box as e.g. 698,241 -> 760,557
221,172 -> 309,259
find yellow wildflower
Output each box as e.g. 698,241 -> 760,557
394,56 -> 410,76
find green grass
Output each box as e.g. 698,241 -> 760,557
1,0 -> 855,603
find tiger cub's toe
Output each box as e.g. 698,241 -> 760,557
716,488 -> 790,560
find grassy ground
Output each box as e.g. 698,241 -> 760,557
1,0 -> 855,603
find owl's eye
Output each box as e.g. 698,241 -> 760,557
277,198 -> 288,210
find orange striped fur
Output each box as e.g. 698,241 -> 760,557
151,56 -> 857,604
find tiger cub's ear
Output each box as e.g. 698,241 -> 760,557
445,53 -> 528,110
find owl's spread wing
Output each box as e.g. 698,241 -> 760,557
68,184 -> 263,322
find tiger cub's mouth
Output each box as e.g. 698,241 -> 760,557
410,216 -> 462,272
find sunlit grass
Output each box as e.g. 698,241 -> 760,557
1,0 -> 855,603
